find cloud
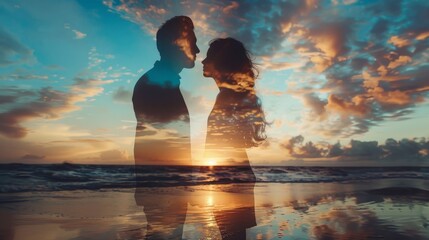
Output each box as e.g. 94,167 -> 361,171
260,60 -> 303,71
182,89 -> 212,114
88,47 -> 109,68
103,0 -> 169,35
280,135 -> 429,163
281,135 -> 326,158
222,1 -> 239,14
135,123 -> 186,141
64,24 -> 87,39
307,19 -> 354,59
103,0 -> 316,55
49,138 -> 113,148
0,95 -> 18,105
0,73 -> 49,81
72,29 -> 87,39
327,142 -> 343,157
104,1 -> 429,138
347,140 -> 381,157
302,93 -> 327,119
0,26 -> 33,66
0,47 -> 115,138
388,35 -> 411,48
0,81 -> 104,138
416,31 -> 429,40
20,154 -> 45,160
382,138 -> 427,160
0,136 -> 42,162
290,5 -> 429,137
386,55 -> 412,69
112,86 -> 132,103
99,149 -> 129,162
0,132 -> 134,163
326,94 -> 368,117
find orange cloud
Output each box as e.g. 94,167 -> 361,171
261,60 -> 303,71
369,87 -> 412,106
222,1 -> 239,14
310,22 -> 351,58
146,5 -> 166,14
281,22 -> 292,33
174,31 -> 196,62
416,31 -> 429,40
302,93 -> 327,119
103,0 -> 429,139
388,36 -> 411,48
0,132 -> 133,163
387,55 -> 412,69
360,70 -> 411,83
326,94 -> 369,117
0,77 -> 111,138
98,149 -> 129,162
310,55 -> 332,73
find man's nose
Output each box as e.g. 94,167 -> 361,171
195,45 -> 200,54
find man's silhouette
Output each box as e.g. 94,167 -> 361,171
132,16 -> 199,239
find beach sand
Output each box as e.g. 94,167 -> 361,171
1,179 -> 428,239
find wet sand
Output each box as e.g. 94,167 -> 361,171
1,179 -> 428,240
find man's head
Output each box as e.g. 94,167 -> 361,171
157,16 -> 200,69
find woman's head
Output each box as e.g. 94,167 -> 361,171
203,38 -> 267,147
202,38 -> 257,89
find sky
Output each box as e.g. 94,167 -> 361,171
0,0 -> 428,166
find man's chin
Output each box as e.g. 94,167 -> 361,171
183,61 -> 195,69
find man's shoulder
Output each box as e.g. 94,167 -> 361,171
143,62 -> 181,87
132,69 -> 151,102
132,65 -> 168,100
134,72 -> 149,87
135,66 -> 165,87
134,66 -> 158,90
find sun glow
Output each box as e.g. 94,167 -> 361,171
206,158 -> 217,166
207,195 -> 213,206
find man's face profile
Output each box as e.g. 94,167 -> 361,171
174,30 -> 199,68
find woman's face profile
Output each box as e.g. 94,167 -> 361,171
202,49 -> 216,78
202,47 -> 225,86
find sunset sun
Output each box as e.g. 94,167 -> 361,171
206,159 -> 217,166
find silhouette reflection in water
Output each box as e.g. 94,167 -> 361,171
201,37 -> 267,240
132,16 -> 199,239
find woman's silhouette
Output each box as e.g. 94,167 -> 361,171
202,38 -> 267,240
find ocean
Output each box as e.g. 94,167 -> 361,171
1,164 -> 429,239
1,163 -> 428,193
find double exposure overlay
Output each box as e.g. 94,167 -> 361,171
0,1 -> 428,240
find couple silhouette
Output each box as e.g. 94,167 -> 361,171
133,16 -> 266,240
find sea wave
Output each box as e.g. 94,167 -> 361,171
0,163 -> 428,193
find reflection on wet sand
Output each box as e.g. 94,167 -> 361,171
250,180 -> 429,240
134,177 -> 256,239
132,179 -> 429,239
186,183 -> 256,240
135,185 -> 193,239
1,180 -> 428,239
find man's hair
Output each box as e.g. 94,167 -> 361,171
156,16 -> 194,57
